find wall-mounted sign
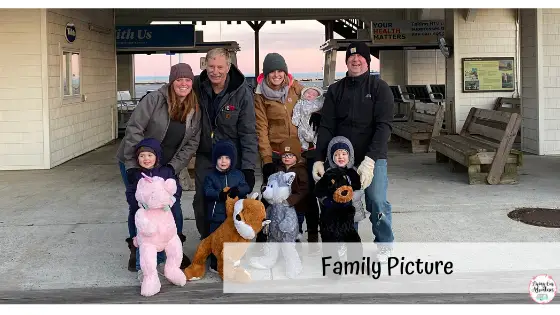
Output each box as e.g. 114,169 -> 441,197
65,23 -> 76,43
462,57 -> 515,92
370,20 -> 444,46
116,24 -> 195,50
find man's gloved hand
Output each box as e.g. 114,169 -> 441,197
309,112 -> 322,132
126,168 -> 140,185
262,163 -> 277,180
242,169 -> 256,192
228,186 -> 240,198
312,161 -> 325,182
219,190 -> 228,201
357,156 -> 375,189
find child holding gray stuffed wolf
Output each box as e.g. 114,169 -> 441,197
276,138 -> 310,242
250,167 -> 303,279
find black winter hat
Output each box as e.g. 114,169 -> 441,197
331,142 -> 351,160
212,139 -> 237,168
263,53 -> 288,77
345,41 -> 371,66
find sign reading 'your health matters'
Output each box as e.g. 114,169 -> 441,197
370,20 -> 444,45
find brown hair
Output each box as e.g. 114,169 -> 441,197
167,84 -> 199,123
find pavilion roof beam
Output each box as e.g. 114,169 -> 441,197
115,8 -> 373,24
247,21 -> 267,78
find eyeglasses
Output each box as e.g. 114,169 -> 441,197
282,153 -> 296,159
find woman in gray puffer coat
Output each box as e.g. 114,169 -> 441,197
116,63 -> 202,272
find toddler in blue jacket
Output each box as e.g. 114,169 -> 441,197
204,139 -> 251,272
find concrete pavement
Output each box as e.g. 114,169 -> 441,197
0,139 -> 559,294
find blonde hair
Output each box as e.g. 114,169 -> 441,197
167,85 -> 198,123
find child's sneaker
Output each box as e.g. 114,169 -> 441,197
296,233 -> 304,243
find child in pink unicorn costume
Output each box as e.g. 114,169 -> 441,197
134,173 -> 187,297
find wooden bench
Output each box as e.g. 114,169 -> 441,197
389,85 -> 414,121
431,107 -> 523,185
405,84 -> 434,103
392,102 -> 445,153
429,84 -> 445,103
493,97 -> 521,144
493,97 -> 521,113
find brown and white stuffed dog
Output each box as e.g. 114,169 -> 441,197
184,189 -> 270,283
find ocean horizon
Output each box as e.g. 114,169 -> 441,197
135,72 -> 363,83
132,71 -> 381,96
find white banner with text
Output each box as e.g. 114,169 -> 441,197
221,242 -> 559,301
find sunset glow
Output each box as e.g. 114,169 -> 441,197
134,20 -> 380,77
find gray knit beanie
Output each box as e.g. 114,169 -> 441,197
169,63 -> 194,83
263,53 -> 288,76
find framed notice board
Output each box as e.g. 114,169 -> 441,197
462,57 -> 515,92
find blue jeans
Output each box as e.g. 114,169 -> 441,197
359,159 -> 394,244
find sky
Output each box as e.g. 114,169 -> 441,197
134,20 -> 380,78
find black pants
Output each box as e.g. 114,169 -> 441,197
193,153 -> 213,239
304,153 -> 320,235
256,153 -> 282,243
208,221 -> 223,270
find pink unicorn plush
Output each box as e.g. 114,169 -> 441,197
134,173 -> 186,297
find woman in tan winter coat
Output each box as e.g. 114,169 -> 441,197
253,53 -> 319,247
254,52 -> 304,181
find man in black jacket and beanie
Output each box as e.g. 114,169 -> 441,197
311,41 -> 395,262
192,48 -> 258,240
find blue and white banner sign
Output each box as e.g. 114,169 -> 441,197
116,24 -> 195,49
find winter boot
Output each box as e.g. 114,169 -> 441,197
178,233 -> 192,269
256,230 -> 268,243
125,237 -> 137,272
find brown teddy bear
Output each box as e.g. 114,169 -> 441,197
184,188 -> 269,283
